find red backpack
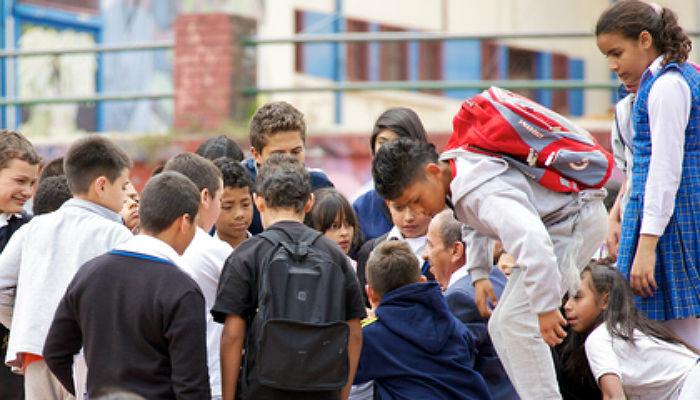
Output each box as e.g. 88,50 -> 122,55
445,86 -> 614,193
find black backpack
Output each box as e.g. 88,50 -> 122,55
248,228 -> 350,391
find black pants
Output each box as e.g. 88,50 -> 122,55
0,326 -> 24,400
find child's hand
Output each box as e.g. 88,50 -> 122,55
630,235 -> 659,298
605,216 -> 622,261
537,309 -> 567,347
474,279 -> 498,318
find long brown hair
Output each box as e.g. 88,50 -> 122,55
595,0 -> 691,67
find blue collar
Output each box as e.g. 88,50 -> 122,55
109,250 -> 175,266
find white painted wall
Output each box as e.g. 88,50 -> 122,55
255,0 -> 700,135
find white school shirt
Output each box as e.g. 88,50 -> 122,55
611,93 -> 635,215
585,323 -> 699,400
179,227 -> 233,397
0,198 -> 132,370
638,56 -> 691,236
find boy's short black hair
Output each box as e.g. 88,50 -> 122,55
0,130 -> 41,170
38,157 -> 64,182
255,154 -> 310,213
63,135 -> 132,195
33,175 -> 72,215
213,157 -> 253,193
366,240 -> 420,298
163,152 -> 222,198
249,101 -> 306,154
372,138 -> 438,201
139,171 -> 200,235
196,135 -> 244,162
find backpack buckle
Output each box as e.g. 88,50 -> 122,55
527,148 -> 539,167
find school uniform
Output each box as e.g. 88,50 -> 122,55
354,281 -> 492,400
441,148 -> 608,399
0,199 -> 132,399
0,211 -> 31,400
618,57 -> 700,321
242,158 -> 334,235
179,227 -> 233,399
211,221 -> 366,400
43,234 -> 210,399
585,323 -> 700,400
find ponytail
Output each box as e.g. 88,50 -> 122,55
596,0 -> 691,67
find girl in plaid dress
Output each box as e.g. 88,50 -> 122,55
596,0 -> 700,348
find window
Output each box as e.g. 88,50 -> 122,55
294,10 -> 304,73
552,53 -> 570,114
379,24 -> 408,81
508,47 -> 537,100
346,19 -> 369,81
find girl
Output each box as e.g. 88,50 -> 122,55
563,263 -> 700,400
353,107 -> 429,243
596,0 -> 700,347
305,188 -> 360,265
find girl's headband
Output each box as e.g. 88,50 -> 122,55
650,2 -> 662,15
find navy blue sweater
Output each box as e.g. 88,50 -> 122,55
354,281 -> 492,400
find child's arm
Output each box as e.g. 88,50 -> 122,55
605,179 -> 626,261
630,234 -> 659,297
0,225 -> 27,328
221,314 -> 246,400
598,374 -> 626,400
341,318 -> 362,400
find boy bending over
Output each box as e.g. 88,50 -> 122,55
372,138 -> 607,399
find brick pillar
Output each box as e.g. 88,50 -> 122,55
174,14 -> 256,131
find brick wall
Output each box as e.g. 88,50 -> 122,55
174,14 -> 256,131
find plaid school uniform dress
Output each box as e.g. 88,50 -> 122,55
618,62 -> 700,321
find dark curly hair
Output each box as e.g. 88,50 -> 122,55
255,154 -> 310,213
595,0 -> 691,67
249,101 -> 306,154
371,138 -> 438,201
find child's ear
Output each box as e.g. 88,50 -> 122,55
304,193 -> 314,213
425,162 -> 442,181
366,284 -> 381,308
601,292 -> 610,310
638,30 -> 653,50
251,147 -> 261,164
200,188 -> 210,208
93,176 -> 107,197
253,192 -> 266,212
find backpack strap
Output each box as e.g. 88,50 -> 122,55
259,227 -> 323,248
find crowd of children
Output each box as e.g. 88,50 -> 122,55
0,1 -> 699,399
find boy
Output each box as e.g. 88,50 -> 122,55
355,198 -> 433,306
422,209 -> 517,400
355,240 -> 491,399
243,101 -> 333,234
0,130 -> 40,400
32,176 -> 72,215
372,138 -> 607,399
212,154 -> 365,400
0,135 -> 132,399
212,158 -> 254,250
43,171 -> 210,399
163,152 -> 228,399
